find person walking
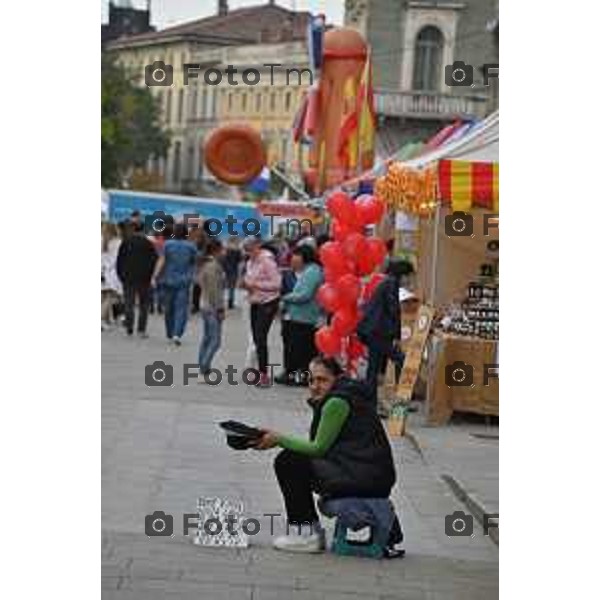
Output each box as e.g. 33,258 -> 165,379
101,223 -> 123,330
116,222 -> 158,337
221,237 -> 243,310
241,237 -> 282,386
275,245 -> 324,386
357,258 -> 415,405
152,223 -> 198,345
196,239 -> 226,375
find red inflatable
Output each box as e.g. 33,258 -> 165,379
315,326 -> 342,357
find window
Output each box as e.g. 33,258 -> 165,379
210,89 -> 216,118
285,91 -> 292,112
241,93 -> 247,112
270,92 -> 277,112
187,144 -> 195,180
165,89 -> 172,123
202,88 -> 209,118
198,139 -> 204,178
172,142 -> 181,184
191,89 -> 198,120
412,26 -> 444,91
228,92 -> 233,111
255,92 -> 262,112
177,89 -> 185,123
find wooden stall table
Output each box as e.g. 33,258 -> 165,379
425,332 -> 499,425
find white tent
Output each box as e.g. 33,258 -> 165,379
399,111 -> 499,305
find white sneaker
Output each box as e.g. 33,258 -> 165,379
273,527 -> 325,554
172,336 -> 181,346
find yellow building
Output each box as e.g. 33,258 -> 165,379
105,2 -> 312,194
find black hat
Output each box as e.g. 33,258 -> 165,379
219,420 -> 263,451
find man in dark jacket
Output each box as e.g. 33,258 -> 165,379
116,223 -> 158,337
357,259 -> 415,406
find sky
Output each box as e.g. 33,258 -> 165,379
101,0 -> 345,29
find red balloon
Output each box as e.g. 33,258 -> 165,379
342,233 -> 368,261
316,283 -> 343,313
355,194 -> 385,225
347,335 -> 367,360
336,274 -> 361,307
362,273 -> 386,302
326,191 -> 353,224
331,308 -> 360,337
331,218 -> 353,241
319,241 -> 346,272
355,251 -> 377,276
366,237 -> 388,267
315,326 -> 342,357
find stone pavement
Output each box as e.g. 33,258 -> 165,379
102,307 -> 498,599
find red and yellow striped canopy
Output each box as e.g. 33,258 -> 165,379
438,159 -> 499,212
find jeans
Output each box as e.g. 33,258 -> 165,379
365,344 -> 405,406
163,284 -> 190,339
123,283 -> 150,334
250,298 -> 280,374
197,309 -> 223,372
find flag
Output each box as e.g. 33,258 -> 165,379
357,52 -> 376,171
246,167 -> 271,194
438,160 -> 499,212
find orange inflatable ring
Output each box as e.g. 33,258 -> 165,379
204,124 -> 266,185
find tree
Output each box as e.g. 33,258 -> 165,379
101,55 -> 170,188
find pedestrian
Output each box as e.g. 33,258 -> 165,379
101,223 -> 122,330
221,236 -> 243,309
197,239 -> 226,375
240,237 -> 282,386
148,231 -> 166,315
152,223 -> 198,345
116,222 -> 158,337
275,245 -> 324,386
190,225 -> 208,314
356,258 -> 415,406
252,356 -> 402,555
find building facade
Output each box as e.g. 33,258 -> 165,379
105,1 -> 312,195
344,0 -> 498,154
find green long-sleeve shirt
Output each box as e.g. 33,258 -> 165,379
277,396 -> 350,457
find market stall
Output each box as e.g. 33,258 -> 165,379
374,112 -> 499,425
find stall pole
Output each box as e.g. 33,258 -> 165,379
429,203 -> 442,305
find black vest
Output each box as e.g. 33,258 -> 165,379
308,377 -> 396,498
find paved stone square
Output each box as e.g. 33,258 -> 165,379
102,308 -> 498,599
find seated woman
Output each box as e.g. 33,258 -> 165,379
253,356 -> 403,554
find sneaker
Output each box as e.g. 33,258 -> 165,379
138,331 -> 149,339
172,336 -> 182,346
273,528 -> 325,554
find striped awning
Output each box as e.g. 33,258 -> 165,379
438,159 -> 499,212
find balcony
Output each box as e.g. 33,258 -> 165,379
374,89 -> 489,121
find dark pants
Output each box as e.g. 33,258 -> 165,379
123,283 -> 150,334
274,450 -> 320,525
192,284 -> 201,313
366,345 -> 405,406
282,320 -> 317,381
250,298 -> 279,374
274,450 -> 403,545
226,274 -> 237,309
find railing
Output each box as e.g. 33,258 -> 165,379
374,89 -> 489,120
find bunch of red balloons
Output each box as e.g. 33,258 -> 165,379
315,191 -> 388,370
